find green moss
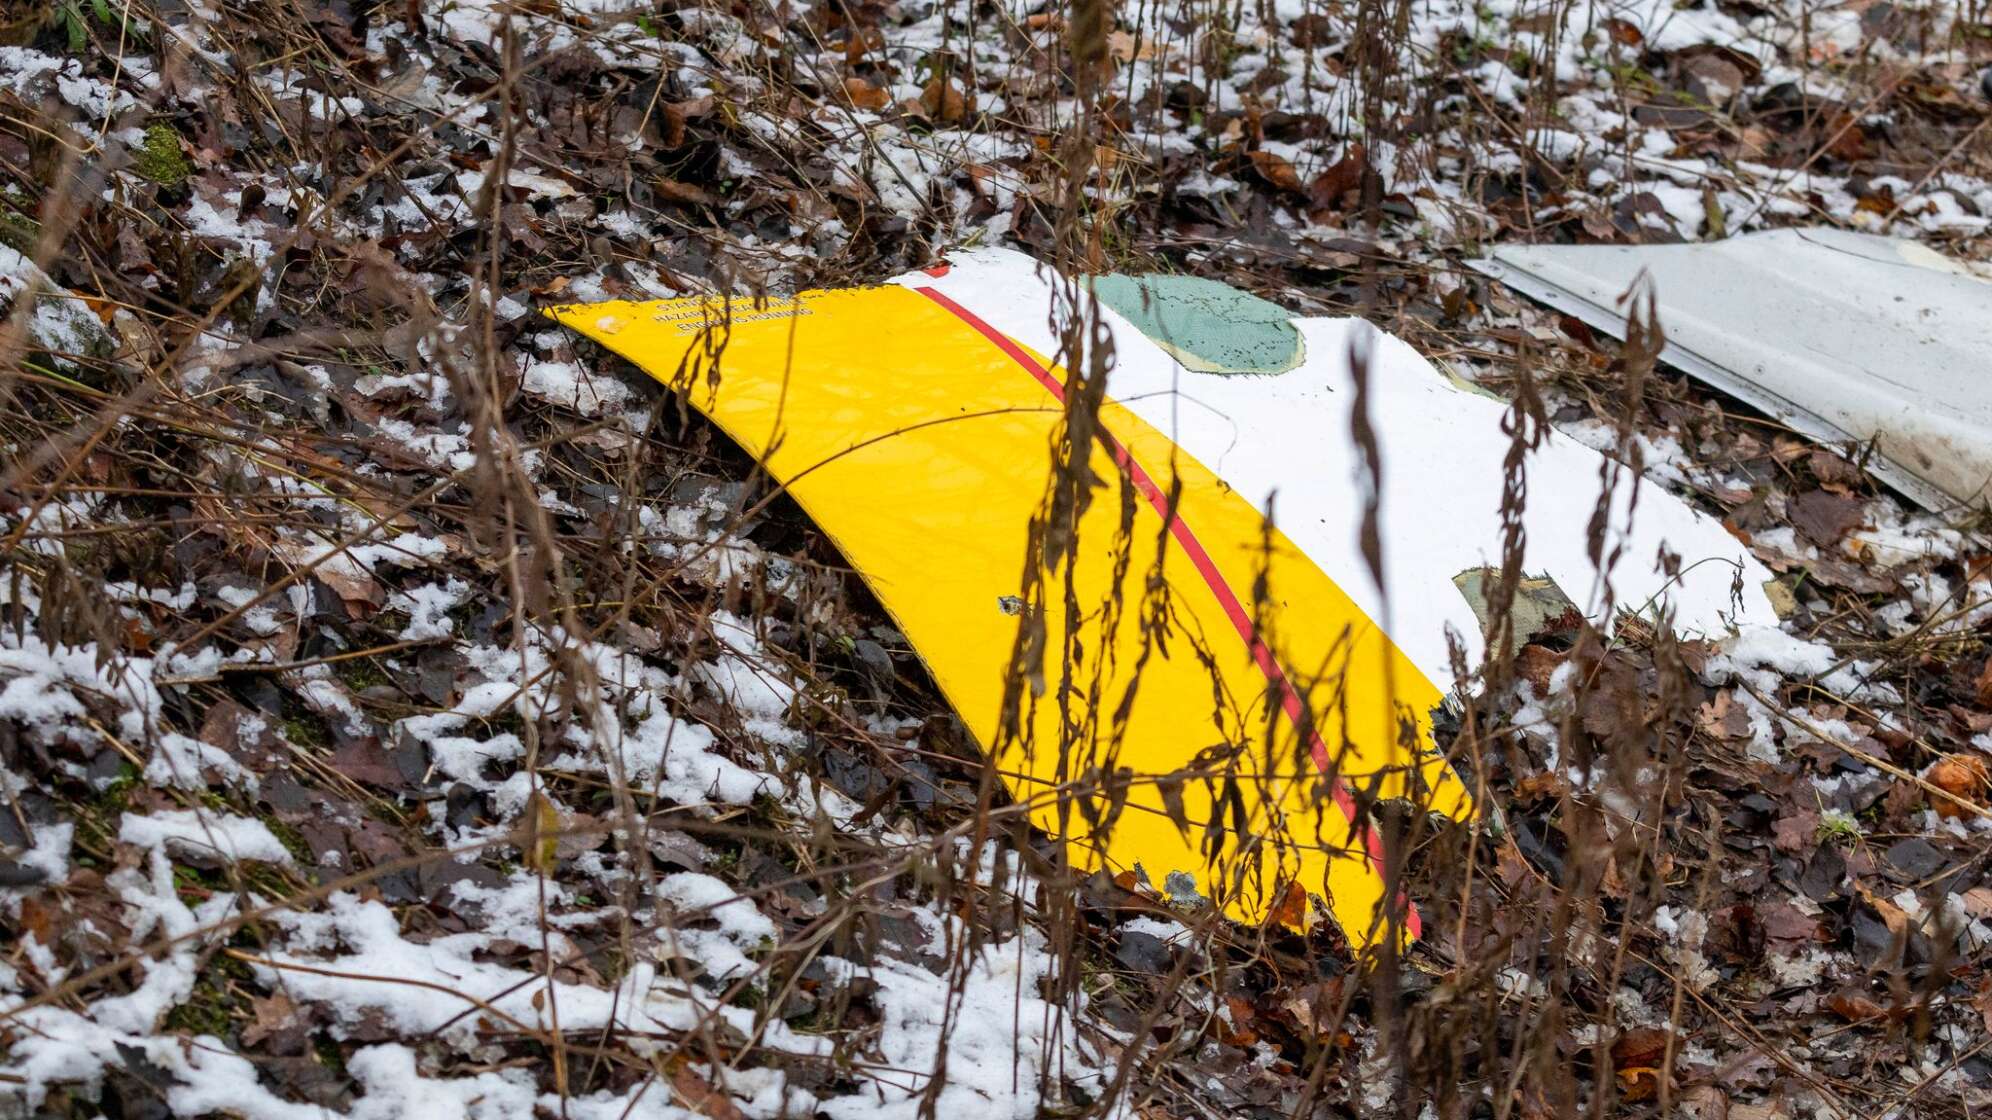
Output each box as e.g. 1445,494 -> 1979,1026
314,1037 -> 347,1076
99,763 -> 140,804
261,815 -> 313,866
594,945 -> 629,984
161,954 -> 250,1038
133,124 -> 188,188
336,657 -> 389,691
706,847 -> 742,876
0,207 -> 36,254
237,860 -> 302,901
282,713 -> 329,749
71,762 -> 140,855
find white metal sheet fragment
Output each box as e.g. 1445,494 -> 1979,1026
904,250 -> 1779,689
1469,228 -> 1992,512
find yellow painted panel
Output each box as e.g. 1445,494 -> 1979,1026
547,284 -> 1471,948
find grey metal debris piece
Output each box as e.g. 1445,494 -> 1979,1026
1451,568 -> 1580,656
1163,869 -> 1209,909
1470,228 -> 1992,512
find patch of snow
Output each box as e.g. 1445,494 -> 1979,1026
390,578 -> 470,640
815,922 -> 1110,1120
522,357 -> 633,416
119,810 -> 294,865
654,871 -> 777,981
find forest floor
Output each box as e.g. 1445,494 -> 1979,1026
2,0 -> 1992,1117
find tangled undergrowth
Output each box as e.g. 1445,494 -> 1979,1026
2,0 -> 1991,1117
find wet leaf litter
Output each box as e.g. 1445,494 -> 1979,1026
1,0 -> 1989,1116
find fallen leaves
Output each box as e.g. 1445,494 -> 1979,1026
1756,900 -> 1826,946
1925,753 -> 1990,818
843,76 -> 890,111
241,993 -> 311,1052
1213,995 -> 1260,1047
520,790 -> 565,874
1786,489 -> 1866,547
1826,988 -> 1907,1026
917,76 -> 971,124
1247,149 -> 1306,195
659,96 -> 714,149
1265,879 -> 1317,931
1274,980 -> 1351,1044
1611,1028 -> 1673,1103
652,175 -> 720,207
672,1065 -> 748,1120
1515,643 -> 1565,694
1308,142 -> 1372,212
5,0 -> 1991,1115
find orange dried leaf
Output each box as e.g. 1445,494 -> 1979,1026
1617,1066 -> 1662,1103
1611,1027 -> 1670,1071
1248,149 -> 1306,194
1603,17 -> 1643,44
1610,1027 -> 1673,1103
672,1065 -> 747,1120
918,76 -> 969,123
1927,753 -> 1990,818
1266,880 -> 1312,930
1214,995 -> 1259,1047
843,76 -> 890,111
1826,989 -> 1894,1023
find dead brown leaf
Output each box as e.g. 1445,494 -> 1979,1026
1787,489 -> 1865,547
1700,690 -> 1755,742
1106,29 -> 1156,62
842,77 -> 890,111
1681,1085 -> 1729,1120
918,76 -> 970,124
653,176 -> 720,207
521,791 -> 564,874
672,1064 -> 747,1120
1247,149 -> 1306,194
1927,753 -> 1990,818
1307,142 -> 1369,210
1770,807 -> 1819,853
1961,886 -> 1992,920
1214,995 -> 1260,1047
1827,988 -> 1902,1024
1515,643 -> 1564,694
1757,900 -> 1824,943
1611,1027 -> 1672,1103
242,992 -> 308,1050
274,541 -> 381,617
661,96 -> 715,148
1266,879 -> 1314,931
1276,978 -> 1348,1041
1714,1047 -> 1778,1091
1807,449 -> 1864,490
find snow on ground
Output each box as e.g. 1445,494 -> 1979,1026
2,0 -> 1989,1116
